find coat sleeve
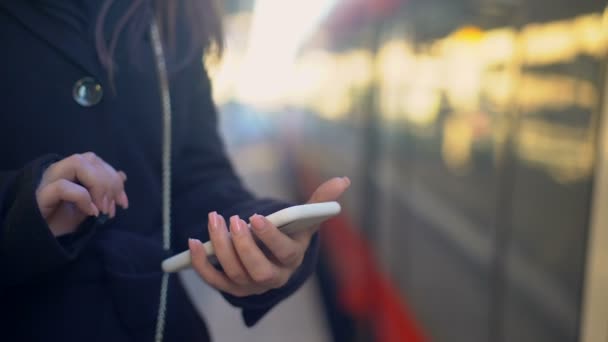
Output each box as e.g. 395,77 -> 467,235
0,155 -> 92,289
171,61 -> 320,326
0,155 -> 97,289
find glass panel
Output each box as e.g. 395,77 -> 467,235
501,4 -> 606,340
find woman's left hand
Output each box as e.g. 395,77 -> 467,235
189,177 -> 350,297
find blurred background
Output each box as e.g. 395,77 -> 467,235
181,0 -> 608,341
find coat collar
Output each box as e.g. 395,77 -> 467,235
0,1 -> 130,82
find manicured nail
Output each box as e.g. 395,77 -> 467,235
230,215 -> 242,234
208,212 -> 218,231
342,177 -> 351,186
239,219 -> 249,233
119,191 -> 129,209
250,214 -> 265,231
90,203 -> 100,217
189,238 -> 202,249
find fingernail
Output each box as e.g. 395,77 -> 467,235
119,192 -> 129,209
90,203 -> 100,217
189,238 -> 203,248
231,215 -> 242,234
239,219 -> 249,233
342,176 -> 351,186
250,214 -> 265,231
208,212 -> 218,231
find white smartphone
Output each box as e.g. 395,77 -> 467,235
161,201 -> 341,273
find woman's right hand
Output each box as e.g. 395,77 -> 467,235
35,152 -> 129,237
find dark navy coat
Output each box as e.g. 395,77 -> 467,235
0,2 -> 319,341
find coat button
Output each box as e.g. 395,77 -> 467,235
72,77 -> 103,107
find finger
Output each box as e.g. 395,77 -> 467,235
118,171 -> 127,182
109,200 -> 116,218
100,194 -> 109,215
250,214 -> 302,268
81,151 -> 99,163
74,153 -> 125,209
117,191 -> 129,209
86,175 -> 112,214
291,228 -> 317,245
230,216 -> 280,287
307,177 -> 351,204
37,179 -> 99,217
189,238 -> 241,294
42,154 -> 90,184
90,156 -> 124,202
43,154 -> 117,212
208,212 -> 251,286
115,171 -> 129,209
100,164 -> 124,199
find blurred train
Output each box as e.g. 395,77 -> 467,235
214,0 -> 608,341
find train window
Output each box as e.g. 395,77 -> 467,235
499,6 -> 606,341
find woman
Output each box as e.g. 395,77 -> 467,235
0,1 -> 349,341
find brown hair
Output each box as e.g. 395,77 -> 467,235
95,0 -> 223,83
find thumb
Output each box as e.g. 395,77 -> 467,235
307,177 -> 351,204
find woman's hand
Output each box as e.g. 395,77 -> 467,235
189,177 -> 350,297
36,152 -> 129,237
